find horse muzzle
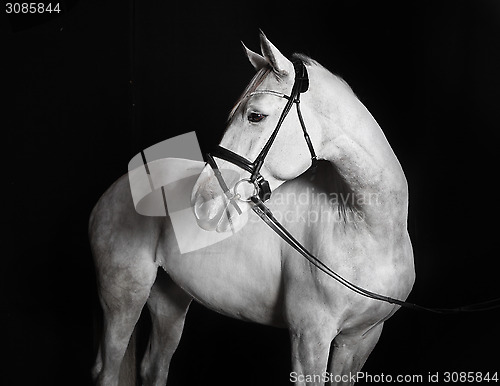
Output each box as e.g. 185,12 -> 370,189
191,163 -> 248,232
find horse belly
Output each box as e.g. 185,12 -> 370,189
158,220 -> 285,326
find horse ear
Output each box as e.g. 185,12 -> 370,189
241,42 -> 268,71
259,31 -> 292,76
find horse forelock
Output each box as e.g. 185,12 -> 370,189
228,66 -> 273,123
291,52 -> 315,66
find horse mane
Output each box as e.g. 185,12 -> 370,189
291,52 -> 315,65
292,53 -> 354,93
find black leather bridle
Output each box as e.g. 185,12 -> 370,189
202,58 -> 500,314
206,59 -> 317,204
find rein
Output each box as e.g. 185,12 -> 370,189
206,58 -> 500,314
250,195 -> 500,314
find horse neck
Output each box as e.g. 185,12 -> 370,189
310,66 -> 408,232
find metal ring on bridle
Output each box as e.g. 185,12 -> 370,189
233,178 -> 260,202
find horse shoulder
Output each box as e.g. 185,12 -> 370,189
89,174 -> 163,278
358,224 -> 415,301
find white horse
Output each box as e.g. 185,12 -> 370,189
90,32 -> 415,386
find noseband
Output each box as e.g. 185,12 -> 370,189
207,59 -> 317,203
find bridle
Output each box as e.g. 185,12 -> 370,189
207,59 -> 317,204
203,58 -> 500,314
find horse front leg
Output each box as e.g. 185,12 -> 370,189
141,269 -> 192,386
289,326 -> 336,386
94,262 -> 157,386
326,323 -> 384,385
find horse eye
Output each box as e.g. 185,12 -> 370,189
248,113 -> 266,123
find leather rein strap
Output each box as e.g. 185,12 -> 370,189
250,195 -> 500,314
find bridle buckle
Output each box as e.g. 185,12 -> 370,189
233,178 -> 260,202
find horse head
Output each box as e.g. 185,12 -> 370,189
191,32 -> 323,232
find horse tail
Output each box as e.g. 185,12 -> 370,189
118,327 -> 137,386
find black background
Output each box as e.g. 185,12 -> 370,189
3,1 -> 499,385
